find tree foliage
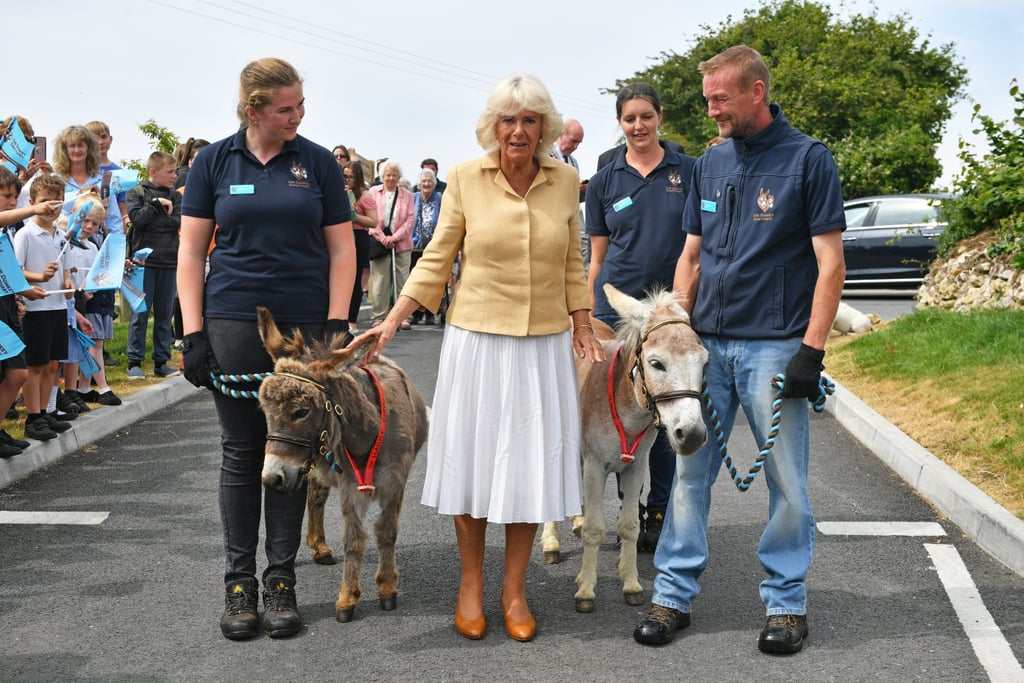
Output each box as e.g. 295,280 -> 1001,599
941,80 -> 1024,267
121,118 -> 180,178
610,0 -> 967,199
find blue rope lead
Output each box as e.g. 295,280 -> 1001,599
704,373 -> 835,492
210,371 -> 274,400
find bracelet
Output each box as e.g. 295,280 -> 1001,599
573,324 -> 594,335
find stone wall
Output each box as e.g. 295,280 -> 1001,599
916,230 -> 1024,312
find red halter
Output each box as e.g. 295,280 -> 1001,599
342,367 -> 387,493
608,346 -> 651,464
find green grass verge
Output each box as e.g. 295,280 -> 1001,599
828,308 -> 1024,515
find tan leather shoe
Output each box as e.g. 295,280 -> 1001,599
454,594 -> 486,640
500,591 -> 536,642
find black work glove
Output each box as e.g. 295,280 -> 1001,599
781,343 -> 825,400
324,319 -> 354,347
182,331 -> 216,390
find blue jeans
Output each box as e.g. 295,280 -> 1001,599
127,267 -> 177,365
651,336 -> 813,616
595,313 -> 674,515
207,318 -> 324,585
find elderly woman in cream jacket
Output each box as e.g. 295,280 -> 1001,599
356,74 -> 605,643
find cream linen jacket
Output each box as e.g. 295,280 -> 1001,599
400,151 -> 589,336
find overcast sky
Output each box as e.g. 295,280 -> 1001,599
10,0 -> 1022,190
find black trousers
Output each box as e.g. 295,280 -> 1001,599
348,229 -> 371,325
206,317 -> 325,586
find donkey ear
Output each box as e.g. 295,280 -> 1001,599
318,335 -> 376,374
604,283 -> 648,325
257,307 -> 286,360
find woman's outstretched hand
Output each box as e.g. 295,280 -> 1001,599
572,325 -> 606,363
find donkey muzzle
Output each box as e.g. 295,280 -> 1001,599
261,453 -> 311,495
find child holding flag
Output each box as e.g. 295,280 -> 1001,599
12,174 -> 75,441
0,167 -> 54,455
63,193 -> 120,407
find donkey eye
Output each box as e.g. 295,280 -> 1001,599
291,406 -> 311,421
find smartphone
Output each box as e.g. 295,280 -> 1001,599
33,136 -> 46,164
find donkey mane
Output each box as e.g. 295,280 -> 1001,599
612,286 -> 684,352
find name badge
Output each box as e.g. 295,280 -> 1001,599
701,199 -> 717,213
612,196 -> 633,212
230,184 -> 255,195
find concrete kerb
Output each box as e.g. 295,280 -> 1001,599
826,379 -> 1024,578
3,372 -> 1022,580
0,377 -> 200,490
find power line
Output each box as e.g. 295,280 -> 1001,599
144,0 -> 610,117
210,0 -> 610,115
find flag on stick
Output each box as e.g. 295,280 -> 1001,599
83,233 -> 126,291
0,233 -> 31,295
0,320 -> 26,360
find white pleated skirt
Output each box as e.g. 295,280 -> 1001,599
420,324 -> 583,524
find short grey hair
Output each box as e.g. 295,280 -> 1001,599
379,159 -> 402,177
476,74 -> 563,156
418,168 -> 436,184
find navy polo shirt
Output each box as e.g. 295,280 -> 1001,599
182,130 -> 350,323
585,143 -> 697,320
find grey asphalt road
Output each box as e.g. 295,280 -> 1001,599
2,322 -> 1022,682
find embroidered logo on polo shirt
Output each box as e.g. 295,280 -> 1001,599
754,187 -> 775,221
666,170 -> 684,193
288,161 -> 312,189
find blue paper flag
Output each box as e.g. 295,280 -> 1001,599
0,117 -> 33,174
0,232 -> 32,295
121,264 -> 147,313
73,327 -> 99,378
133,247 -> 153,265
0,320 -> 26,361
65,199 -> 93,248
107,169 -> 140,196
84,233 -> 126,291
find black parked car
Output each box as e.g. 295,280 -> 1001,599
842,193 -> 951,289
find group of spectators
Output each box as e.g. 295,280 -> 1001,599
329,146 -> 449,332
0,117 -> 197,458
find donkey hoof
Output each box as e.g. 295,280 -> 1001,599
624,591 -> 644,606
379,595 -> 397,611
575,597 -> 595,613
336,606 -> 355,623
313,553 -> 337,565
543,550 -> 561,564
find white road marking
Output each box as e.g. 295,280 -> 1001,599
926,543 -> 1024,681
817,521 -> 946,536
0,511 -> 109,525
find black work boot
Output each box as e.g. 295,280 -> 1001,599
644,509 -> 666,552
262,577 -> 302,638
758,614 -> 808,654
220,578 -> 259,640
